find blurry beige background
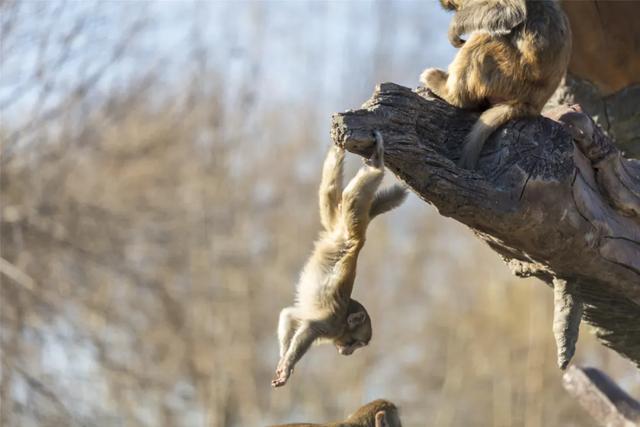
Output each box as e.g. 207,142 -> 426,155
0,2 -> 637,426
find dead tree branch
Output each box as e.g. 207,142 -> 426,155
331,83 -> 640,366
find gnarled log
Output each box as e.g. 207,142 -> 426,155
331,83 -> 640,366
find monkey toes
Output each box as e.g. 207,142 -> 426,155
365,131 -> 385,168
419,67 -> 447,90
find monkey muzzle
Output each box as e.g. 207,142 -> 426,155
337,342 -> 367,355
336,345 -> 355,355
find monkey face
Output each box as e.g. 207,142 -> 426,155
334,300 -> 372,355
335,339 -> 367,356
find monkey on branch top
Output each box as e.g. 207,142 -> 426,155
421,0 -> 572,169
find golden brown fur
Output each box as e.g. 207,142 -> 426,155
421,0 -> 572,168
272,133 -> 407,387
269,399 -> 401,427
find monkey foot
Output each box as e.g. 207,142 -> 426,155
419,67 -> 446,90
364,131 -> 384,168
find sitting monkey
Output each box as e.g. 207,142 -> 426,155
268,399 -> 402,427
421,0 -> 572,169
272,132 -> 407,388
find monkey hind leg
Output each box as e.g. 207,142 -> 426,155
273,321 -> 320,387
370,184 -> 408,219
420,68 -> 449,101
341,133 -> 385,236
319,146 -> 345,231
421,66 -> 483,110
459,103 -> 536,169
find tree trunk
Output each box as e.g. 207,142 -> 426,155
548,1 -> 640,158
331,83 -> 640,367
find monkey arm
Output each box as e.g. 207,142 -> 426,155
450,0 -> 525,46
281,322 -> 321,372
277,307 -> 299,358
318,146 -> 345,231
272,321 -> 322,387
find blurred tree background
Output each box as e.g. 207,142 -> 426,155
0,2 -> 637,426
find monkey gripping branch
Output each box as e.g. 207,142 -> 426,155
331,83 -> 640,368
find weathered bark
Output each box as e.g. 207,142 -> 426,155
547,76 -> 640,159
563,366 -> 640,426
331,83 -> 640,366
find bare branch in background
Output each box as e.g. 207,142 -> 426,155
563,366 -> 640,427
0,257 -> 35,292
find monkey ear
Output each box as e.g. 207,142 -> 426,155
347,311 -> 367,329
375,411 -> 388,427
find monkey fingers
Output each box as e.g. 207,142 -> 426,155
271,362 -> 292,388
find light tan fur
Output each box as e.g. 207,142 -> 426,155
268,399 -> 401,427
421,0 -> 572,168
272,133 -> 407,388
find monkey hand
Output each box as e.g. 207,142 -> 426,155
271,361 -> 292,388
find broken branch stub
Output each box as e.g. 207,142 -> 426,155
552,278 -> 583,370
331,83 -> 640,366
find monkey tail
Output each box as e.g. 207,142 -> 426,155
459,103 -> 536,169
